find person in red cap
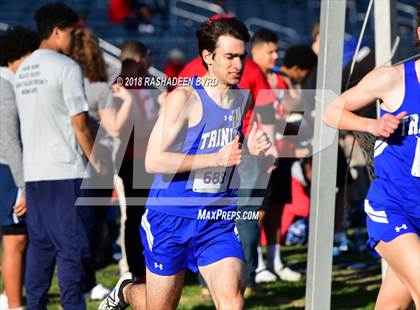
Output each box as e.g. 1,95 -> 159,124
250,28 -> 302,283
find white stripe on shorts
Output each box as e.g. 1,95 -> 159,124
364,200 -> 389,223
141,209 -> 154,252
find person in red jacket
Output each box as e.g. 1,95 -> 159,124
251,29 -> 302,283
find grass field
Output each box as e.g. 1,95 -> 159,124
0,244 -> 381,310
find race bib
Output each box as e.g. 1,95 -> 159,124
192,167 -> 231,193
411,137 -> 420,177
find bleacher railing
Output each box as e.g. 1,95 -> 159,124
396,2 -> 417,32
245,17 -> 299,40
245,17 -> 299,55
171,0 -> 224,24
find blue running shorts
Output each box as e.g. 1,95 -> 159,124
140,208 -> 245,275
364,200 -> 420,258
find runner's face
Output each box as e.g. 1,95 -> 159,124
211,35 -> 246,86
252,42 -> 279,71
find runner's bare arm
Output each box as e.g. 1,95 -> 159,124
145,88 -> 241,174
324,66 -> 406,137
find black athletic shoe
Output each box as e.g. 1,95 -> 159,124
98,273 -> 136,310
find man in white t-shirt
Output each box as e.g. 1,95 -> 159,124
14,4 -> 102,309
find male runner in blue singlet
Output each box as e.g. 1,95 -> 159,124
100,18 -> 271,310
324,6 -> 420,308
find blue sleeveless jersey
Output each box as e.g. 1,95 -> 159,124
366,60 -> 420,219
146,78 -> 246,218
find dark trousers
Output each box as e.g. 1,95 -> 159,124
84,188 -> 114,291
119,159 -> 150,280
236,195 -> 260,287
236,155 -> 261,287
25,179 -> 93,310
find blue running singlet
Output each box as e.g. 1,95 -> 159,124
146,77 -> 247,218
366,59 -> 420,221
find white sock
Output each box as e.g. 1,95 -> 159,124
274,244 -> 284,270
257,246 -> 266,270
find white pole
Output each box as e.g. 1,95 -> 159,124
305,0 -> 346,309
374,0 -> 396,280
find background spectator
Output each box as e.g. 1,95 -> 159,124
14,4 -> 103,308
70,28 -> 135,300
0,26 -> 39,310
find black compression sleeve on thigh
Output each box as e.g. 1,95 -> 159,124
254,104 -> 276,124
0,222 -> 27,235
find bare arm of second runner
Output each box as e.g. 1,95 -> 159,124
324,66 -> 406,137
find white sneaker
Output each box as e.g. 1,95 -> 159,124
255,269 -> 277,283
90,283 -> 111,301
0,294 -> 8,310
275,266 -> 302,282
255,264 -> 267,274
